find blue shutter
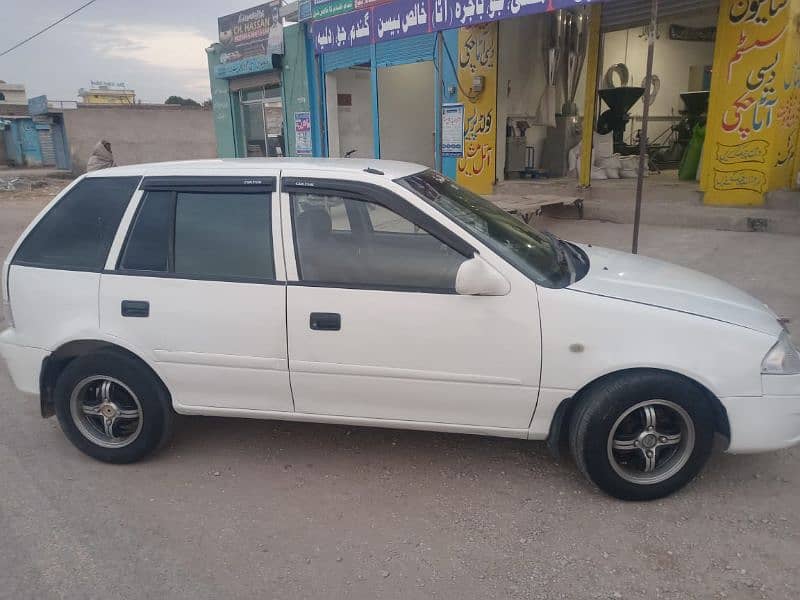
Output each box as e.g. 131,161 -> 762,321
374,33 -> 436,68
321,46 -> 372,72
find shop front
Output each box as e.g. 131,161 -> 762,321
207,1 -> 290,158
307,0 -> 604,194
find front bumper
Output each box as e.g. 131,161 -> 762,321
0,328 -> 49,396
721,374 -> 800,453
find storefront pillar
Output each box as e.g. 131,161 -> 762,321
206,44 -> 238,158
304,25 -> 323,156
455,23 -> 498,195
441,29 -> 460,180
701,0 -> 800,205
579,3 -> 603,188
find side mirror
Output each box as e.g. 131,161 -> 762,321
455,256 -> 510,296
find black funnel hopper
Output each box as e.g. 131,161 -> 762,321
599,86 -> 645,116
680,91 -> 710,116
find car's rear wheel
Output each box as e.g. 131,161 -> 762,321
569,371 -> 714,500
54,351 -> 173,463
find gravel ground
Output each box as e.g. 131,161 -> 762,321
0,181 -> 798,600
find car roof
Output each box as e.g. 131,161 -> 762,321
85,158 -> 429,180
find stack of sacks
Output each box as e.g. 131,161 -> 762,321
572,132 -> 649,181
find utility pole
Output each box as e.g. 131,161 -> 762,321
632,0 -> 658,254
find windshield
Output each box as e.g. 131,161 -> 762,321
398,170 -> 580,287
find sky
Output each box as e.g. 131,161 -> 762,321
0,0 -> 265,103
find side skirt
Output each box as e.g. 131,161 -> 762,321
173,403 -> 532,440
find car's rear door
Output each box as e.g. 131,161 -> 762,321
99,175 -> 292,413
280,170 -> 542,431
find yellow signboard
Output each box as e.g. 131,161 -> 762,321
701,0 -> 800,205
456,23 -> 498,195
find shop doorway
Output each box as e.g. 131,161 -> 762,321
240,84 -> 284,157
325,66 -> 375,159
377,62 -> 436,168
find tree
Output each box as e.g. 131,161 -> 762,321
165,96 -> 201,107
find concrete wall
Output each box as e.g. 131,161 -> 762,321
378,62 -> 436,168
62,104 -> 217,173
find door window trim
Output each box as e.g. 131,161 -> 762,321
112,179 -> 282,285
284,178 -> 475,294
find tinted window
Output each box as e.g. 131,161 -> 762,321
291,193 -> 465,291
174,192 -> 273,280
119,191 -> 171,271
368,204 -> 423,234
13,177 -> 139,271
399,170 -> 572,287
293,193 -> 351,231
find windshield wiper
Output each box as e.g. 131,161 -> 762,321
544,232 -> 575,284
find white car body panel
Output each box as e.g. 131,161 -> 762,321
99,275 -> 292,412
8,267 -> 101,350
572,245 -> 782,336
286,285 -> 540,428
279,167 -> 542,429
0,158 -> 798,457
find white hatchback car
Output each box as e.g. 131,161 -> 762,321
2,159 -> 799,500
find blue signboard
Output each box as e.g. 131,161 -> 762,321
313,0 -> 604,53
314,8 -> 372,52
374,0 -> 429,42
298,0 -> 313,20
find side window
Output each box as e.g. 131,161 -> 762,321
292,193 -> 352,231
367,203 -> 423,234
119,190 -> 274,281
120,191 -> 171,272
13,177 -> 139,271
291,192 -> 466,291
174,192 -> 273,280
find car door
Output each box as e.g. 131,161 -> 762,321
280,172 -> 542,430
99,175 -> 292,413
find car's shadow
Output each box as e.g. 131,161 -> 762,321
161,414 -> 791,500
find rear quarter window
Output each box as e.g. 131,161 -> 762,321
13,176 -> 139,271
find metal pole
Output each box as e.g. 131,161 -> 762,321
435,32 -> 444,173
631,0 -> 657,254
579,4 -> 602,189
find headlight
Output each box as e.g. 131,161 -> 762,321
762,330 -> 800,375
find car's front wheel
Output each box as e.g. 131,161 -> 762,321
569,371 -> 715,500
54,351 -> 173,463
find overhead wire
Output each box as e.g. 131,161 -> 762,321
0,0 -> 101,58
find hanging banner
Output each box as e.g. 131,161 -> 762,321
441,103 -> 465,157
313,0 -> 607,52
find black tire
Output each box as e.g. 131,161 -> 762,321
569,371 -> 714,501
54,351 -> 174,463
